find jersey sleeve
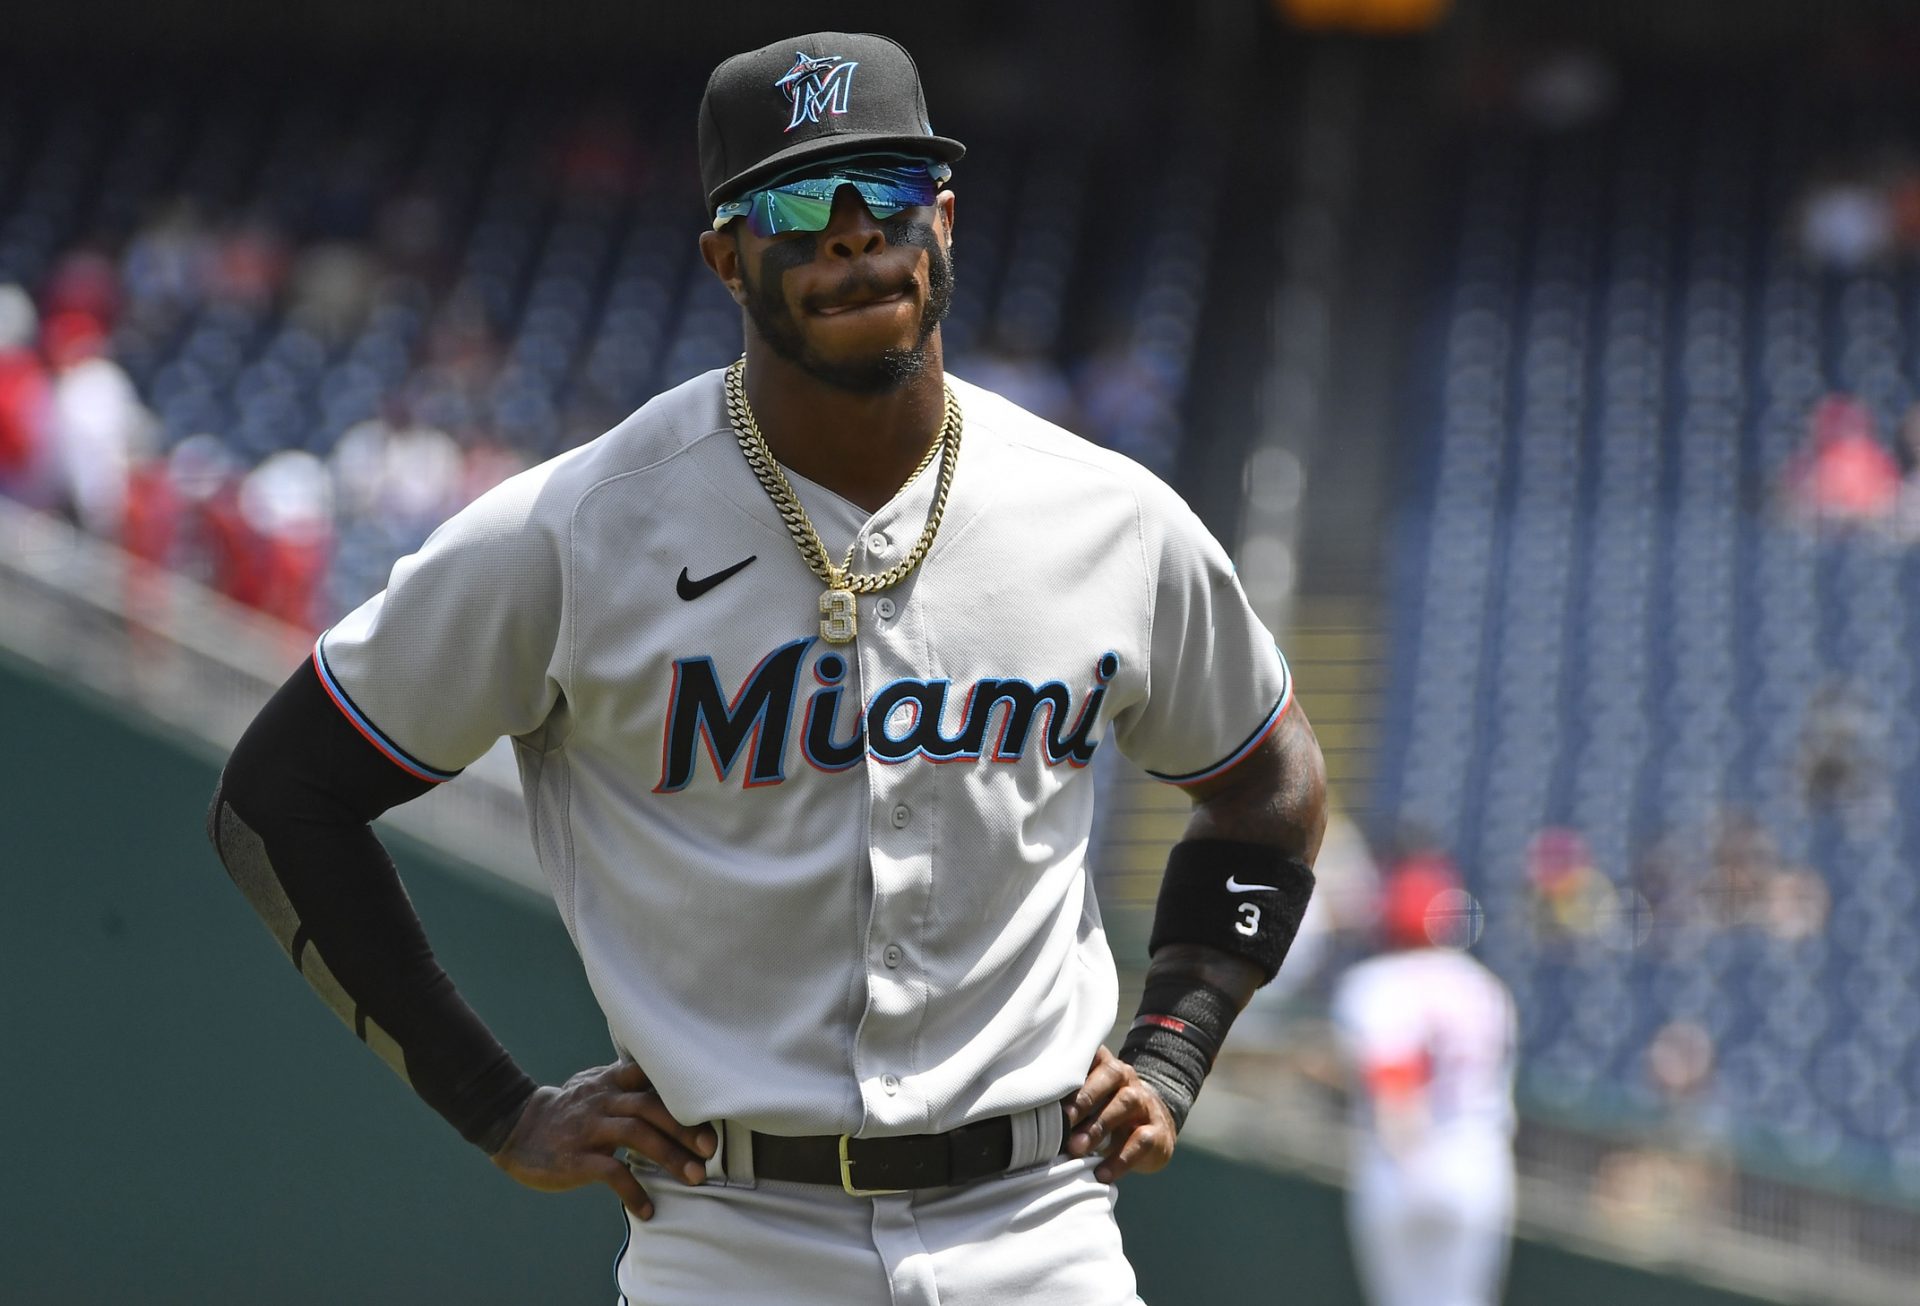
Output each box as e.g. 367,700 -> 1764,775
1108,478 -> 1293,784
315,473 -> 567,779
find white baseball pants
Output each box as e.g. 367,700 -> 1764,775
614,1132 -> 1143,1305
1347,1134 -> 1514,1306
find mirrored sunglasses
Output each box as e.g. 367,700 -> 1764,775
713,157 -> 951,237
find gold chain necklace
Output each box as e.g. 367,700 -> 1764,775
725,357 -> 962,644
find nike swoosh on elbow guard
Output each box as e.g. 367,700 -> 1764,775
1225,876 -> 1279,893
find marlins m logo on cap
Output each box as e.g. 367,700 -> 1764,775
776,53 -> 859,132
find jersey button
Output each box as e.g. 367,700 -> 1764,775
881,1074 -> 900,1095
883,943 -> 904,968
875,597 -> 896,620
891,804 -> 912,828
868,532 -> 890,553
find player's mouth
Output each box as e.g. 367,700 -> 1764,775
807,278 -> 916,317
811,289 -> 910,316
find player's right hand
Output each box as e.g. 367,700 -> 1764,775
490,1057 -> 718,1221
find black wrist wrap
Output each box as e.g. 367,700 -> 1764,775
1147,839 -> 1315,982
1118,977 -> 1240,1134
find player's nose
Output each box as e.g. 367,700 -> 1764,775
819,184 -> 888,258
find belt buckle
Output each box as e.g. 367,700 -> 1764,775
838,1134 -> 908,1197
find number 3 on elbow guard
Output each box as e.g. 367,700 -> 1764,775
1235,903 -> 1261,937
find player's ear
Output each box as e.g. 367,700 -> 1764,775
699,228 -> 750,306
937,190 -> 955,244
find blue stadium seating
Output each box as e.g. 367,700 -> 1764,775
1379,75 -> 1920,1186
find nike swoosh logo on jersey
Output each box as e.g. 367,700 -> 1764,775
1225,876 -> 1278,893
677,556 -> 757,601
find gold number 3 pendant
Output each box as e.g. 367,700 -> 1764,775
820,588 -> 858,644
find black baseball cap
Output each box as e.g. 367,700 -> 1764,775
698,32 -> 966,212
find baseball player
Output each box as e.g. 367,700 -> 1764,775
1331,863 -> 1518,1306
207,31 -> 1325,1305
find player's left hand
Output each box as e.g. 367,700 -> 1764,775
1062,1045 -> 1178,1183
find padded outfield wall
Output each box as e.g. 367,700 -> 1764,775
0,654 -> 1768,1305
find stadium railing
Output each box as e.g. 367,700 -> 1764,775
0,495 -> 543,900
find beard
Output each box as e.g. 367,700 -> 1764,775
740,217 -> 954,395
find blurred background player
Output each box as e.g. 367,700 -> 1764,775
1332,859 -> 1517,1306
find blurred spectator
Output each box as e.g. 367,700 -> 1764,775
554,101 -> 649,198
45,310 -> 156,539
121,200 -> 217,318
237,450 -> 333,631
288,242 -> 380,346
1075,339 -> 1182,477
1800,678 -> 1881,808
1332,861 -> 1517,1306
1798,172 -> 1895,270
330,397 -> 464,536
211,213 -> 290,308
1781,394 -> 1900,525
1525,826 -> 1619,941
120,445 -> 182,569
1590,1021 -> 1733,1250
119,441 -> 187,633
198,453 -> 269,612
162,434 -> 244,589
0,284 -> 55,508
1762,868 -> 1830,942
954,331 -> 1077,429
42,248 -> 122,328
1699,808 -> 1829,940
374,193 -> 453,288
459,437 -> 530,504
1705,809 -> 1778,928
326,400 -> 467,618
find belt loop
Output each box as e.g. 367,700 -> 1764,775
1007,1103 -> 1063,1170
717,1119 -> 758,1187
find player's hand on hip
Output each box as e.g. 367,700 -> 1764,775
490,1057 -> 717,1221
1062,1045 -> 1178,1183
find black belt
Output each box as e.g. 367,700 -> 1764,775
753,1115 -> 1016,1195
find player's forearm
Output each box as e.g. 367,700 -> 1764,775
207,662 -> 537,1153
1141,944 -> 1265,1009
1119,710 -> 1327,1127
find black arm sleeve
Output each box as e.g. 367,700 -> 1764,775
206,660 -> 538,1153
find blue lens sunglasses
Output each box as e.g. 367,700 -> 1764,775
713,156 -> 952,237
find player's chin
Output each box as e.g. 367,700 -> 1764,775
795,337 -> 933,395
799,316 -> 929,373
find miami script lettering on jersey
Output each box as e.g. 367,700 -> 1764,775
655,639 -> 1119,792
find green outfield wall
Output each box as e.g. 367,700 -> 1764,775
0,654 -> 1770,1305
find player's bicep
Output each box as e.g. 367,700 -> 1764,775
220,657 -> 439,830
1180,707 -> 1325,847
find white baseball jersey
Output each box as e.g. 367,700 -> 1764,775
315,366 -> 1292,1141
1331,948 -> 1516,1141
1332,948 -> 1517,1306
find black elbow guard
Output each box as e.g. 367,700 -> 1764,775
1146,839 -> 1315,982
